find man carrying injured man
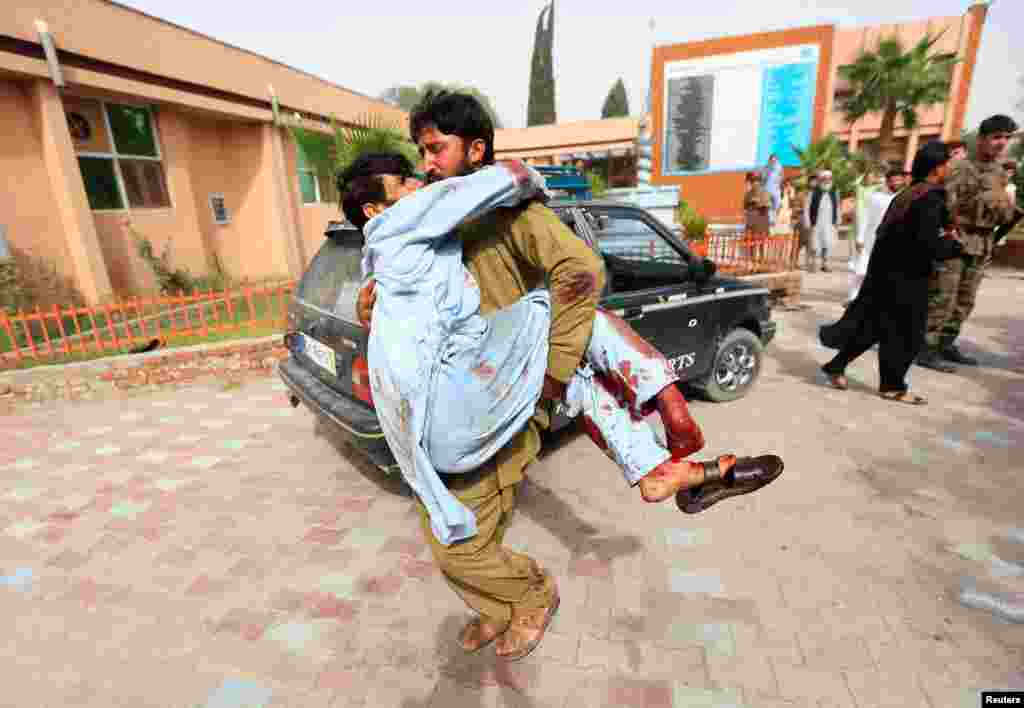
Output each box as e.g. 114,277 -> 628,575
347,88 -> 783,662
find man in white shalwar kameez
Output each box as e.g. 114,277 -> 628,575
849,168 -> 903,303
803,170 -> 839,272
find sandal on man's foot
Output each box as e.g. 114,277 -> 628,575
494,593 -> 560,662
458,616 -> 508,654
880,391 -> 927,406
677,455 -> 784,514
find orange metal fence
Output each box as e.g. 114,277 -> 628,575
1,234 -> 799,369
689,233 -> 800,276
0,282 -> 295,368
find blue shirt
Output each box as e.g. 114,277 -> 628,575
361,165 -> 550,545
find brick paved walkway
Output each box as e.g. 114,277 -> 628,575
2,270 -> 1023,707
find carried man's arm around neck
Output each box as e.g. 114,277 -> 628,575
356,160 -> 546,328
364,160 -> 547,246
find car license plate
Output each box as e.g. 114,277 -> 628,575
300,333 -> 337,377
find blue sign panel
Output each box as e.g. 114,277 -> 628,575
756,62 -> 817,167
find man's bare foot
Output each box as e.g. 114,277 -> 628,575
638,454 -> 737,503
458,616 -> 507,653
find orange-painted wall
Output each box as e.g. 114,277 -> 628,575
651,25 -> 836,223
62,94 -> 308,295
0,79 -> 73,277
87,104 -> 217,296
68,96 -> 268,295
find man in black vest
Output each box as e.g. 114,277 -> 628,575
802,169 -> 839,272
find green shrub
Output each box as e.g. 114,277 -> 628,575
676,198 -> 708,240
585,170 -> 608,198
135,235 -> 194,295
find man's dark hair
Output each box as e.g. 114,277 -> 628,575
911,140 -> 950,182
979,114 -> 1019,137
946,140 -> 967,152
885,166 -> 904,179
410,89 -> 495,165
337,152 -> 414,230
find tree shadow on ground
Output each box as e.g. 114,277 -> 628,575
315,417 -> 412,498
317,410 -> 644,563
399,613 -> 538,708
516,475 -> 645,563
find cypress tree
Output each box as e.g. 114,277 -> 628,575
601,78 -> 630,118
527,2 -> 556,126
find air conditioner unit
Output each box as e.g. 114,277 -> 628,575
209,194 -> 230,225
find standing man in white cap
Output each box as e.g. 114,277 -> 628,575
803,169 -> 839,272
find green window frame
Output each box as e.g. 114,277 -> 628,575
74,101 -> 171,211
295,131 -> 337,205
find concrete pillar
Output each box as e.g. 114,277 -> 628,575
262,122 -> 305,279
943,4 -> 988,140
848,124 -> 860,153
30,79 -> 113,304
636,114 -> 654,187
905,129 -> 921,171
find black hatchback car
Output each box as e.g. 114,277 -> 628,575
279,201 -> 776,474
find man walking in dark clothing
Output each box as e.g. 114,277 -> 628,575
818,141 -> 964,405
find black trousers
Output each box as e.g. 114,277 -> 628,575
822,299 -> 927,393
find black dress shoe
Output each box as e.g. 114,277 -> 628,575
677,455 -> 784,514
942,345 -> 978,366
916,350 -> 956,373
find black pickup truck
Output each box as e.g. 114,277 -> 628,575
279,201 -> 776,474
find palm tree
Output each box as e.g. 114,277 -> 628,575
290,113 -> 420,204
837,32 -> 958,161
793,135 -> 864,197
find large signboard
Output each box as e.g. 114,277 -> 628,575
662,44 -> 819,175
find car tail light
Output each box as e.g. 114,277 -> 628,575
351,355 -> 374,408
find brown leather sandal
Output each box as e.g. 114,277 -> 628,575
494,593 -> 560,662
677,455 -> 785,514
880,390 -> 927,406
458,616 -> 508,654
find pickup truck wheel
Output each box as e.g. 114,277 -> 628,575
697,328 -> 763,402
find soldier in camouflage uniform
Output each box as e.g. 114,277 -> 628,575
918,115 -> 1022,372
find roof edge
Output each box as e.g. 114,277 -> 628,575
103,0 -> 398,113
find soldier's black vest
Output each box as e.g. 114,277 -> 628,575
809,188 -> 839,227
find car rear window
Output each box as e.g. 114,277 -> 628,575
297,235 -> 364,322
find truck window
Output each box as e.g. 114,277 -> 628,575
590,214 -> 689,292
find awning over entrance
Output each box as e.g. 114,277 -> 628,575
494,116 -> 641,162
496,141 -> 636,161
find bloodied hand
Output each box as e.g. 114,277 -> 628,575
357,279 -> 376,328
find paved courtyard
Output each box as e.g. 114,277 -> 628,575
2,267 -> 1023,707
